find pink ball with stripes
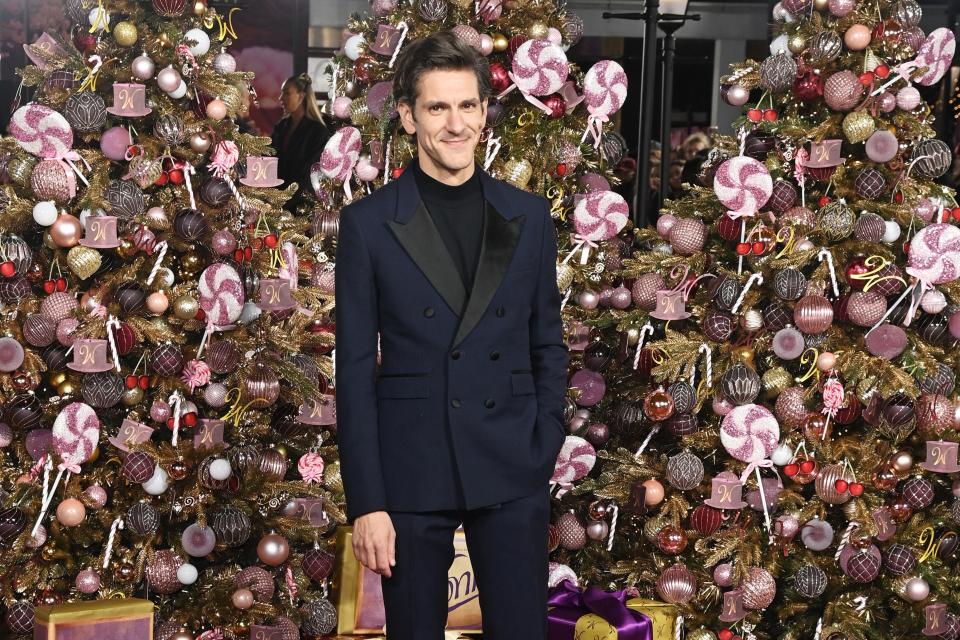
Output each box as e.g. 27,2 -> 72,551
573,191 -> 629,241
9,104 -> 74,159
319,126 -> 362,183
713,157 -> 773,216
583,60 -> 628,116
511,39 -> 568,96
52,402 -> 100,468
551,436 -> 596,485
906,223 -> 960,285
720,403 -> 780,463
198,263 -> 245,325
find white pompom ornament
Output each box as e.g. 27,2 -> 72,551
883,220 -> 901,243
771,443 -> 793,466
33,201 -> 58,226
209,458 -> 232,480
142,466 -> 170,495
344,35 -> 365,61
177,563 -> 199,585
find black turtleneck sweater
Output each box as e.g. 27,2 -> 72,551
413,158 -> 485,299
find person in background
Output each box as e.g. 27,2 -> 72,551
680,131 -> 712,161
271,73 -> 331,195
230,79 -> 258,135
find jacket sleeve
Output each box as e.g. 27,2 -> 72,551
529,200 -> 569,456
334,204 -> 387,522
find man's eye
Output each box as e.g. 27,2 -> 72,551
429,105 -> 444,113
463,103 -> 476,111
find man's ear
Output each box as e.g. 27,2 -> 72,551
397,100 -> 417,135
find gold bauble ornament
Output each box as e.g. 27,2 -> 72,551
687,630 -> 719,640
813,0 -> 829,9
503,158 -> 533,189
273,444 -> 288,458
843,111 -> 875,144
556,263 -> 574,291
115,238 -> 137,259
7,154 -> 37,186
57,381 -> 76,396
763,367 -> 792,398
324,460 -> 343,493
193,0 -> 208,16
528,21 -> 549,40
121,387 -> 144,406
50,371 -> 67,387
179,252 -> 203,275
349,100 -> 374,126
788,33 -> 808,54
492,33 -> 509,52
173,295 -> 200,320
190,132 -> 211,153
67,245 -> 102,280
113,21 -> 138,47
731,345 -> 756,368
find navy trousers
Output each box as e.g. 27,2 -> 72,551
381,486 -> 550,639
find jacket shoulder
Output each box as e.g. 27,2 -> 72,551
485,174 -> 550,218
339,179 -> 399,224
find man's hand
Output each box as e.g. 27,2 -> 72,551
353,511 -> 396,578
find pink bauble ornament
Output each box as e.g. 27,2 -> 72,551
844,24 -> 872,50
657,213 -> 677,238
211,228 -> 237,255
157,66 -> 181,92
85,485 -> 107,508
480,34 -> 494,56
332,97 -> 353,120
655,564 -> 697,604
100,126 -> 130,161
824,70 -> 863,110
206,99 -> 227,120
878,91 -> 897,112
76,568 -> 101,593
146,291 -> 169,314
146,549 -> 183,594
741,567 -> 776,609
897,86 -> 921,110
725,84 -> 750,106
56,498 -> 86,526
643,478 -> 665,506
794,295 -> 833,333
257,533 -> 290,566
131,55 -> 155,80
721,404 -> 780,463
713,395 -> 734,416
829,0 -> 855,16
865,129 -> 899,163
669,217 -> 707,256
713,563 -> 734,587
906,577 -> 930,601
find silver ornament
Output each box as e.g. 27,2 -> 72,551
760,52 -> 798,92
666,451 -> 704,491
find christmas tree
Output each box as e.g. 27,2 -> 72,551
0,0 -> 630,638
553,1 -> 960,639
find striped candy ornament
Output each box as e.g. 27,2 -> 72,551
573,191 -> 629,241
198,263 -> 245,325
583,60 -> 628,116
713,156 -> 773,216
550,436 -> 597,487
9,103 -> 74,159
907,223 -> 960,285
511,39 -> 568,96
720,403 -> 780,463
52,402 -> 100,470
319,126 -> 361,183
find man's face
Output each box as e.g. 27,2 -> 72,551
397,68 -> 487,178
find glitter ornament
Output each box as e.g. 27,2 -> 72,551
843,111 -> 875,143
760,52 -> 798,92
666,450 -> 704,490
714,563 -> 734,587
741,567 -> 776,609
824,70 -> 863,111
146,549 -> 183,594
556,512 -> 587,550
847,291 -> 887,327
669,217 -> 707,256
916,394 -> 954,435
794,564 -> 827,598
301,599 -> 338,636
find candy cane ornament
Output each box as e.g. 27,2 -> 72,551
731,273 -> 764,313
632,323 -> 655,371
818,248 -> 840,298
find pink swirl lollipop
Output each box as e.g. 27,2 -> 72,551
573,191 -> 629,241
551,435 -> 596,486
319,126 -> 362,183
52,402 -> 100,471
511,39 -> 568,97
907,223 -> 960,285
714,157 -> 773,216
583,60 -> 628,117
720,403 -> 780,463
9,104 -> 74,159
915,28 -> 956,86
298,452 -> 325,483
198,263 -> 245,325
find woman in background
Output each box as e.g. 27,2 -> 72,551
271,73 -> 331,197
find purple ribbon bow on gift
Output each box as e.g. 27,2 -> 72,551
548,580 -> 653,640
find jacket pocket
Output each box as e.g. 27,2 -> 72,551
511,372 -> 536,396
376,375 -> 430,398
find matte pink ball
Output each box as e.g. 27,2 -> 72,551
206,99 -> 228,121
146,292 -> 169,314
131,55 -> 155,80
100,126 -> 129,161
817,351 -> 836,371
578,290 -> 599,310
257,533 -> 290,566
56,498 -> 86,526
85,485 -> 108,508
642,479 -> 665,506
157,66 -> 181,92
480,34 -> 494,56
725,84 -> 750,106
844,24 -> 871,50
656,214 -> 677,239
949,309 -> 960,339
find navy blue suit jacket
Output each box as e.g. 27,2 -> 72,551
334,163 -> 568,523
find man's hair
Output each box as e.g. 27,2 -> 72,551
392,31 -> 491,108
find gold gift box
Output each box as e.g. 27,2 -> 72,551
34,598 -> 154,640
626,598 -> 676,640
331,526 -> 482,635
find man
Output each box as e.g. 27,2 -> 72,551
335,30 -> 568,640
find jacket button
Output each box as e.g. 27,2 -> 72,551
424,307 -> 435,318
484,398 -> 496,409
496,306 -> 505,317
489,350 -> 500,360
451,350 -> 461,360
451,399 -> 461,409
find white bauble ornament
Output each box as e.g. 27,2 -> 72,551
177,563 -> 199,585
882,220 -> 901,243
168,80 -> 188,99
184,28 -> 210,56
33,201 -> 58,226
344,35 -> 365,61
209,458 -> 231,480
142,466 -> 170,495
771,443 -> 793,466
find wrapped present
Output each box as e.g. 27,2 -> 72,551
331,526 -> 482,635
548,580 -> 670,640
626,598 -> 677,640
34,598 -> 153,640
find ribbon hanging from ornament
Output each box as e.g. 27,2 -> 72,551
580,111 -> 610,150
562,232 -> 600,266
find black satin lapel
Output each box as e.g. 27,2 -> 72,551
453,206 -> 524,347
387,203 -> 467,316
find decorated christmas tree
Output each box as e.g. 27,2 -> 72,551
551,1 -> 960,639
0,0 -> 632,638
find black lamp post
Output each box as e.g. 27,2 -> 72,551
603,1 -> 660,229
657,0 -> 698,211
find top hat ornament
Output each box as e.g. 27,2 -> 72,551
806,139 -> 845,168
106,83 -> 152,117
718,590 -> 747,622
650,266 -> 710,321
922,440 -> 960,473
924,604 -> 949,636
705,471 -> 747,509
67,338 -> 114,373
240,156 -> 284,188
298,395 -> 337,426
79,215 -> 120,249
